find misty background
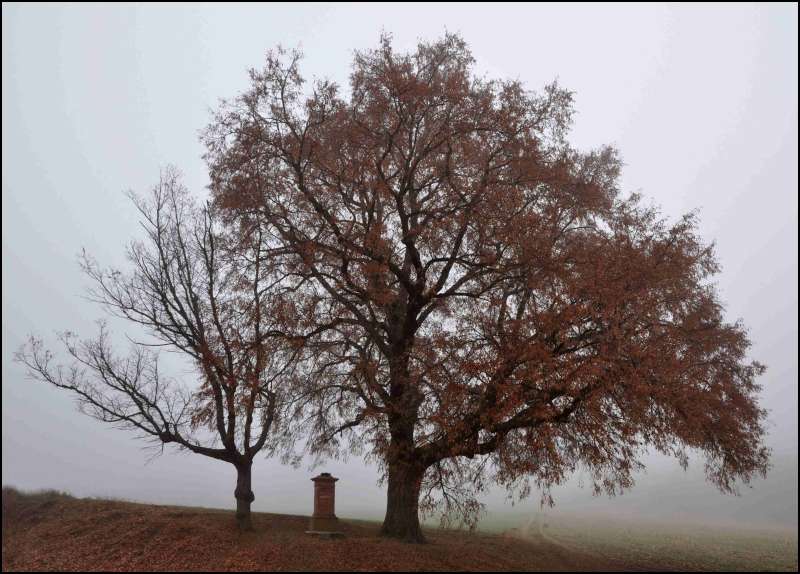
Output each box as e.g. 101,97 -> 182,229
3,3 -> 797,531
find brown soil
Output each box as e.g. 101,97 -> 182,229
0,488 -> 644,571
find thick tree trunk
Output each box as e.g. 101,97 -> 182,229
381,342 -> 427,542
234,461 -> 255,531
380,458 -> 426,542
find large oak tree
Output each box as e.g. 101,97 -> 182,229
205,34 -> 770,542
16,170 -> 311,530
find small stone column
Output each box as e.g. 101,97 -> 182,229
309,472 -> 339,533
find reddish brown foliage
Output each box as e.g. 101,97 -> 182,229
203,34 -> 769,541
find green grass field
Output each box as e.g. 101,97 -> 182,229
481,511 -> 798,572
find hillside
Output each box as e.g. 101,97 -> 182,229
0,488 -> 627,572
2,488 -> 797,571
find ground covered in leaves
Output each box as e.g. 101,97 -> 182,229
2,488 -> 636,572
5,488 -> 796,571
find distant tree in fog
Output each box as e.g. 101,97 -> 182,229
16,169 -> 316,531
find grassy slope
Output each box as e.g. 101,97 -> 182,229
1,488 -> 626,572
3,488 -> 797,572
504,512 -> 798,572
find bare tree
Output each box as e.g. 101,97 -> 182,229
16,169 -> 308,530
203,35 -> 770,542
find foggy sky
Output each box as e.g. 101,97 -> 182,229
3,3 -> 797,529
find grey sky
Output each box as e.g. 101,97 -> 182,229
3,3 -> 797,528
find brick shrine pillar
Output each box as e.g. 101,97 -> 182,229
309,472 -> 339,532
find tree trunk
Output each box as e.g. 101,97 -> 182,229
234,461 -> 255,531
381,345 -> 426,542
380,458 -> 426,543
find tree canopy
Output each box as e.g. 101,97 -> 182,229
202,34 -> 769,541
